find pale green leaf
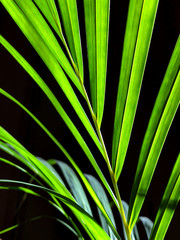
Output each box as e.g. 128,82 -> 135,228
0,33 -> 104,166
38,157 -> 64,185
57,161 -> 93,216
55,163 -> 119,239
139,217 -> 153,239
86,175 -> 119,240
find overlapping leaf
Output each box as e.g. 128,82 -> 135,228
0,88 -> 118,212
0,0 -> 107,162
34,0 -> 63,39
0,180 -> 111,240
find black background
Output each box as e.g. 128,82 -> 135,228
0,0 -> 179,239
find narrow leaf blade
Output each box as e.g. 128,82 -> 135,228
150,153 -> 180,240
57,161 -> 93,216
113,0 -> 159,179
86,175 -> 119,240
139,216 -> 153,239
96,0 -> 110,127
57,0 -> 84,81
83,0 -> 97,115
128,38 -> 180,230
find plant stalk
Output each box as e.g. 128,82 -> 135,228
81,84 -> 132,240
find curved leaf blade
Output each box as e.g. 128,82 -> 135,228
1,0 -> 105,154
0,215 -> 79,237
0,89 -> 118,212
0,35 -> 106,172
139,216 -> 153,239
57,161 -> 93,216
0,180 -> 111,240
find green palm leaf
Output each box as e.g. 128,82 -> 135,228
112,0 -> 159,180
0,88 -> 118,212
83,0 -> 110,127
128,37 -> 180,230
149,153 -> 180,240
0,0 -> 179,239
57,0 -> 84,81
0,1 -> 105,152
0,33 -> 106,164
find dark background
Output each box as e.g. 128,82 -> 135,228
0,0 -> 179,239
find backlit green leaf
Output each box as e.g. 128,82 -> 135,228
57,0 -> 84,81
83,0 -> 110,127
150,153 -> 180,240
112,0 -> 159,180
34,0 -> 63,39
128,38 -> 180,230
0,89 -> 118,212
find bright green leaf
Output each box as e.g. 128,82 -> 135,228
57,0 -> 84,81
128,37 -> 180,230
112,0 -> 159,180
149,153 -> 180,240
83,0 -> 110,127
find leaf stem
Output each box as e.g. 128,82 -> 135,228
81,83 -> 132,240
111,173 -> 131,240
